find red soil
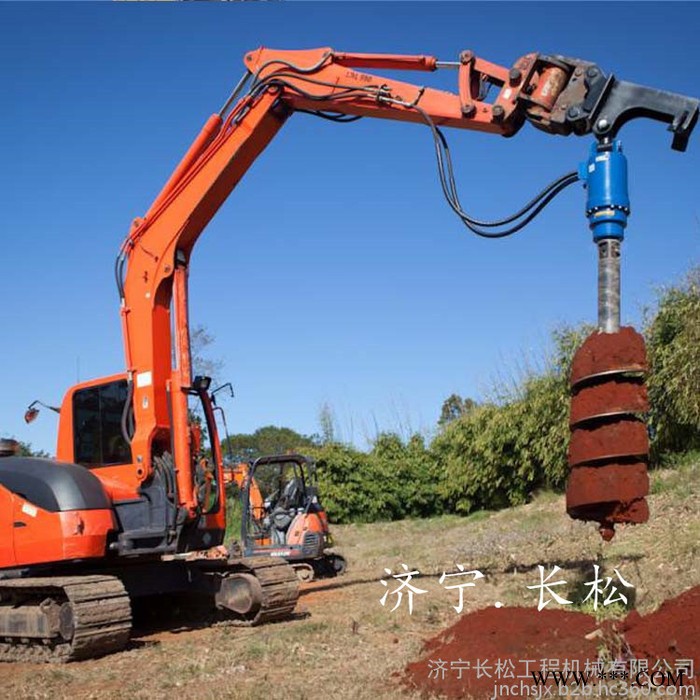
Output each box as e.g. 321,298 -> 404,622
570,327 -> 647,385
566,463 -> 649,510
568,419 -> 649,466
403,587 -> 700,698
566,329 -> 650,538
621,586 -> 700,675
403,606 -> 600,698
570,379 -> 648,426
565,461 -> 649,533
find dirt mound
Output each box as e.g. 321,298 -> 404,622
403,606 -> 600,698
620,586 -> 700,669
403,586 -> 700,698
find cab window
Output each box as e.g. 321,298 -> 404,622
73,380 -> 132,467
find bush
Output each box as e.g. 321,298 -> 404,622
229,266 -> 700,525
309,443 -> 378,523
370,433 -> 443,519
308,433 -> 440,523
645,268 -> 700,458
432,325 -> 588,514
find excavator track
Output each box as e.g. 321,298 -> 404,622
213,557 -> 299,627
0,575 -> 131,663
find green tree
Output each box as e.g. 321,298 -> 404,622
438,394 -> 478,427
370,432 -> 442,519
224,425 -> 317,461
309,442 -> 378,523
305,431 -> 440,523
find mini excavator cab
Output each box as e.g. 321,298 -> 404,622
241,455 -> 345,581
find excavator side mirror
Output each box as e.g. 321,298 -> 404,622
24,400 -> 60,424
212,382 -> 235,400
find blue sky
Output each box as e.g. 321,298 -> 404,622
1,2 -> 698,454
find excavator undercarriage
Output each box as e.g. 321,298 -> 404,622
0,557 -> 298,662
0,576 -> 131,663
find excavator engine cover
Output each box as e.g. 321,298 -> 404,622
566,327 -> 650,540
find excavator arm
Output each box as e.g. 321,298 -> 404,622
115,46 -> 698,520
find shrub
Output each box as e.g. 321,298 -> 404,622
644,268 -> 700,458
432,325 -> 589,514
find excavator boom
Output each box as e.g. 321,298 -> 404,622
113,47 -> 698,521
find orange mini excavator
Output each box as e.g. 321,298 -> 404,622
227,455 -> 346,582
2,46 -> 697,661
213,390 -> 346,581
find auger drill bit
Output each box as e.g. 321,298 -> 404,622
566,142 -> 650,541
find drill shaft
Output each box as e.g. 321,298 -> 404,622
598,239 -> 621,333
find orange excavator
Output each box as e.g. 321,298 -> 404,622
213,392 -> 346,580
226,455 -> 346,582
1,46 -> 697,661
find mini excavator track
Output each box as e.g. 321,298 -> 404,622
0,575 -> 131,663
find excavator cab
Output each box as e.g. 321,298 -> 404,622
241,454 -> 346,582
51,372 -> 226,555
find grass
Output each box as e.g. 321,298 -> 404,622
224,492 -> 244,544
650,451 -> 700,495
574,599 -> 629,623
2,455 -> 698,700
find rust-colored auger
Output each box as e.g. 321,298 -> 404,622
566,328 -> 650,541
